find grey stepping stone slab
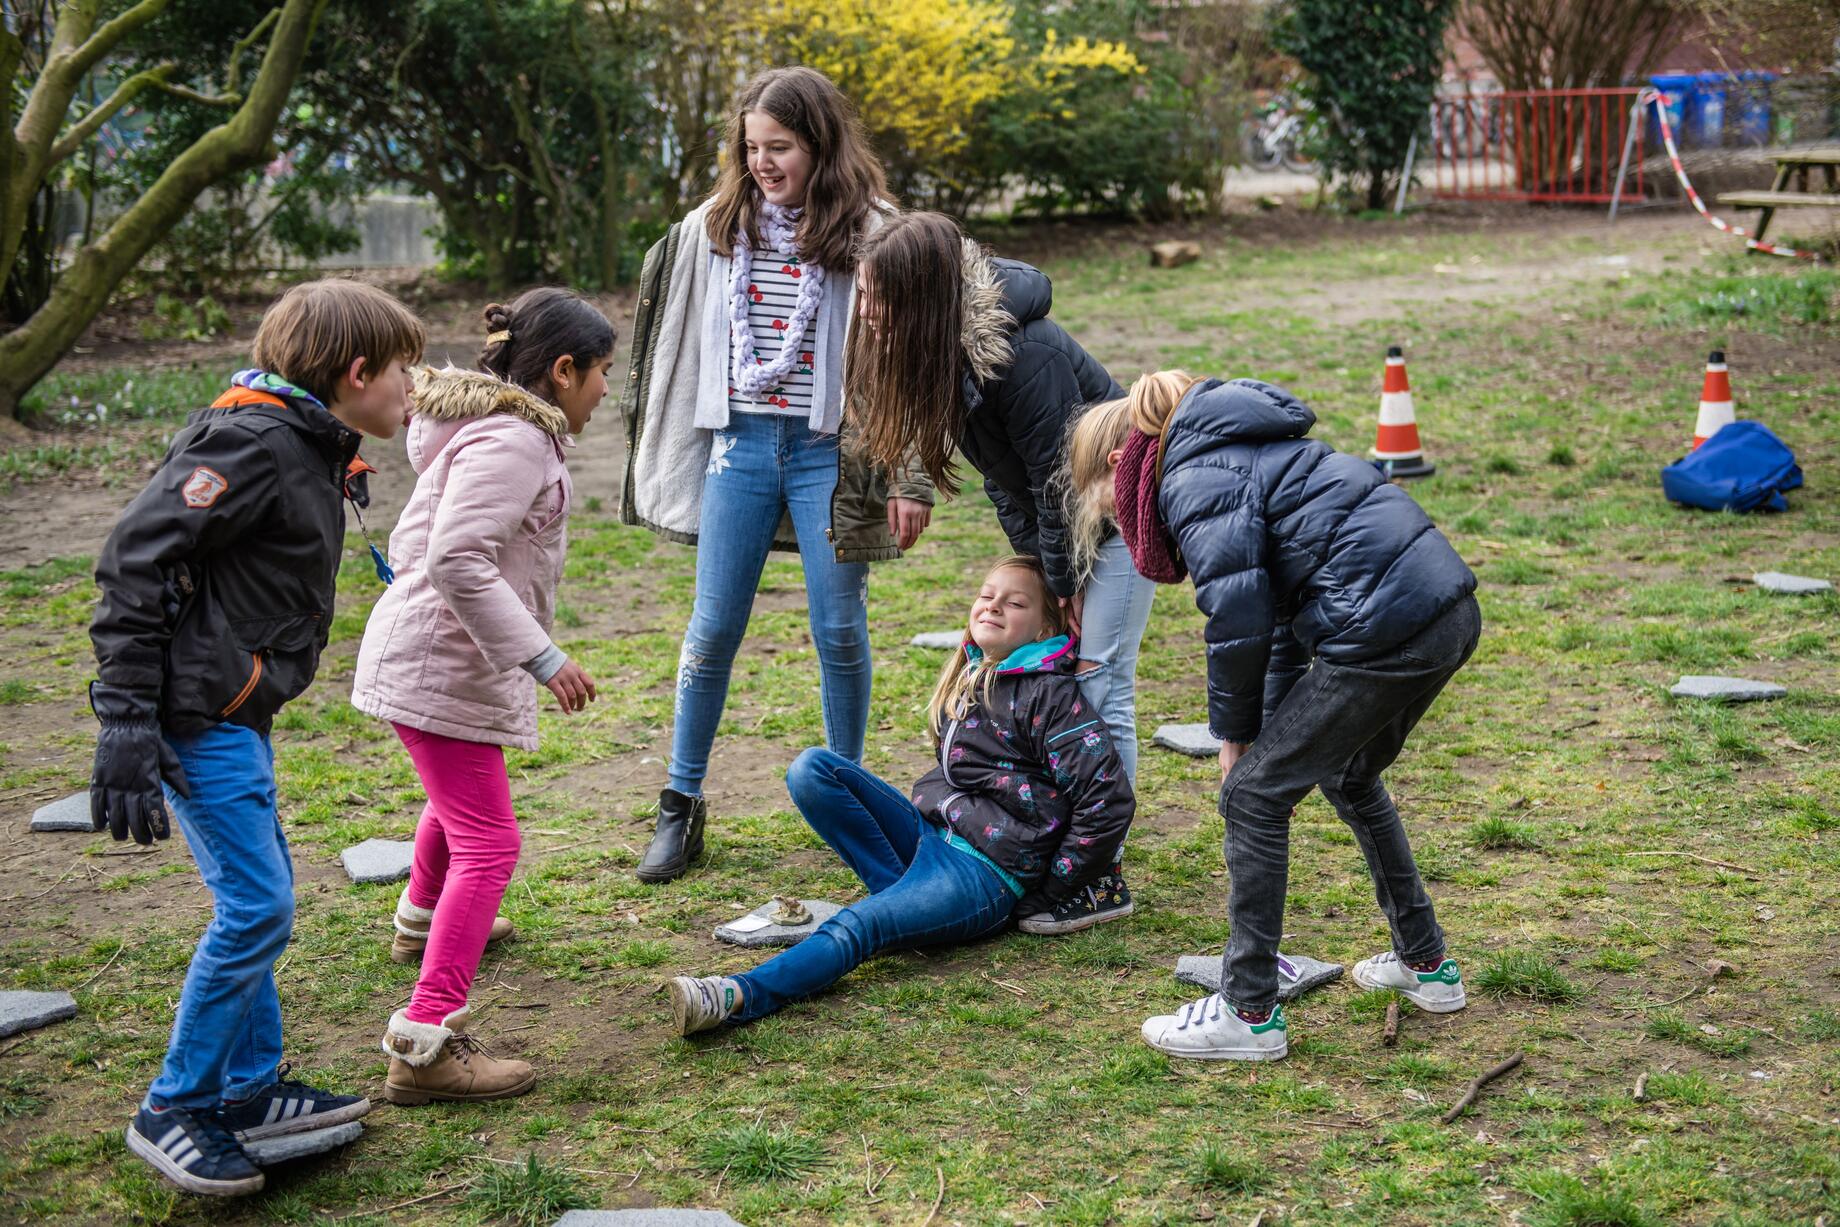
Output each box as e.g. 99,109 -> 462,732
244,1120 -> 363,1167
30,792 -> 92,832
1174,952 -> 1345,1002
0,990 -> 76,1038
1753,571 -> 1832,595
556,1212 -> 747,1227
713,899 -> 844,949
909,630 -> 963,649
1151,723 -> 1220,757
1670,675 -> 1787,703
339,838 -> 414,884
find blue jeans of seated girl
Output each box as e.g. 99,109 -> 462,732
669,414 -> 871,797
730,748 -> 1016,1022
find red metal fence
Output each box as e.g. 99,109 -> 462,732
1429,88 -> 1646,203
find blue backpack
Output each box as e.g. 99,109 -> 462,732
1660,421 -> 1802,512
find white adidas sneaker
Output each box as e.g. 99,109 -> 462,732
1140,994 -> 1289,1061
1351,951 -> 1468,1013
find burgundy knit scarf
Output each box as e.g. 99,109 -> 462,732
1113,427 -> 1185,584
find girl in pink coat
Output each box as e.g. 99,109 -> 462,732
352,289 -> 612,1104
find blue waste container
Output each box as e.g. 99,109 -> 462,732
1649,74 -> 1699,147
1737,71 -> 1776,145
1696,72 -> 1730,145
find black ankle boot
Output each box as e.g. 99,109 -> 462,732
636,788 -> 706,883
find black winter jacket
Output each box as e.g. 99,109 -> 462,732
957,249 -> 1123,598
910,636 -> 1134,905
1158,378 -> 1477,744
91,386 -> 364,736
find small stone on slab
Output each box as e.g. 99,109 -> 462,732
1670,675 -> 1787,703
339,838 -> 414,884
909,631 -> 963,650
244,1121 -> 363,1167
555,1212 -> 747,1227
30,792 -> 92,832
1175,952 -> 1344,1002
1152,723 -> 1220,757
1752,571 -> 1832,595
1150,240 -> 1202,269
0,989 -> 77,1038
714,899 -> 843,949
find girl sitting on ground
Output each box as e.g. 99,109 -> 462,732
1064,371 -> 1479,1062
666,554 -> 1134,1033
351,289 -> 613,1101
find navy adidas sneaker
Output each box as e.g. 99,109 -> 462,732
214,1063 -> 372,1143
125,1104 -> 263,1196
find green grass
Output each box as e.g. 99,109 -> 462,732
2,212 -> 1837,1225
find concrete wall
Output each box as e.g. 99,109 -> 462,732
319,194 -> 441,269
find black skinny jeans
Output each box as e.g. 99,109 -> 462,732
1218,595 -> 1482,1011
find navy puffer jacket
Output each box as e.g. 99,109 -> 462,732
1158,378 -> 1477,744
957,250 -> 1124,598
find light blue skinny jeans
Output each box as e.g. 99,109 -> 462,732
668,413 -> 871,797
1075,531 -> 1156,841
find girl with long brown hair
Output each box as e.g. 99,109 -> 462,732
846,211 -> 1151,934
664,555 -> 1134,1034
620,67 -> 934,884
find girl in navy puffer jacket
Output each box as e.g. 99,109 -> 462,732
1066,371 -> 1481,1063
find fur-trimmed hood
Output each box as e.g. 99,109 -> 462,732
960,240 -> 1017,385
411,365 -> 570,437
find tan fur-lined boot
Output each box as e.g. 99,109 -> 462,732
390,893 -> 514,964
382,1007 -> 536,1105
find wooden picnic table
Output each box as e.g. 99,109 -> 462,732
1718,147 -> 1840,241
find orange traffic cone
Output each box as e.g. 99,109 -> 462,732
1371,346 -> 1435,479
1692,350 -> 1735,450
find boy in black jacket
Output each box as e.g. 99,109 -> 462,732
91,280 -> 423,1195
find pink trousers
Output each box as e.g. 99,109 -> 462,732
393,723 -> 521,1024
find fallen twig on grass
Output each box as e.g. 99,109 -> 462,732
1633,1072 -> 1650,1102
1625,850 -> 1760,876
1610,980 -> 1710,1012
336,1180 -> 471,1220
73,937 -> 131,991
1442,1052 -> 1524,1123
1383,1001 -> 1400,1047
922,1164 -> 945,1227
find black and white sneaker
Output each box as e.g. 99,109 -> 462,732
125,1104 -> 264,1197
214,1063 -> 373,1143
1017,872 -> 1136,935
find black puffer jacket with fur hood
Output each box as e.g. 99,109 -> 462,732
957,248 -> 1124,597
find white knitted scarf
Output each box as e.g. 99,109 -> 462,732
728,201 -> 826,399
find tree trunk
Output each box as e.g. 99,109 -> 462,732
0,0 -> 328,418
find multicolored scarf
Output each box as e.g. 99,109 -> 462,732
728,202 -> 826,399
1113,428 -> 1186,584
231,368 -> 324,408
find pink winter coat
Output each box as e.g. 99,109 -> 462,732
352,367 -> 572,749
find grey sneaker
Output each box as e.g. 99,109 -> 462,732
667,975 -> 741,1036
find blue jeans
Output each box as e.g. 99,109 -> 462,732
1075,531 -> 1156,788
147,723 -> 293,1109
669,414 -> 871,796
730,749 -> 1016,1021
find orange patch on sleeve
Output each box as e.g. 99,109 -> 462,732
181,466 -> 229,508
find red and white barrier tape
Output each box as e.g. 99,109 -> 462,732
1641,87 -> 1822,262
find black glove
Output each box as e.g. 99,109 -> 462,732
88,682 -> 189,844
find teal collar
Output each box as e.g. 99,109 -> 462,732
963,633 -> 1073,675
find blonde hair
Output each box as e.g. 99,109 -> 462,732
1063,369 -> 1200,585
250,279 -> 426,406
925,554 -> 1071,739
